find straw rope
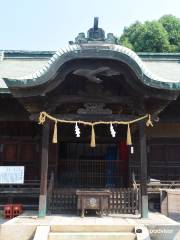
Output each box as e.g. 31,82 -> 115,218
39,111 -> 153,147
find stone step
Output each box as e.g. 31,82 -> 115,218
33,226 -> 50,240
49,232 -> 136,240
51,224 -> 134,233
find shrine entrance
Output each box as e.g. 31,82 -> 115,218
48,124 -> 140,215
58,142 -> 129,189
57,124 -> 129,189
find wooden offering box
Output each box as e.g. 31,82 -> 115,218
76,189 -> 111,217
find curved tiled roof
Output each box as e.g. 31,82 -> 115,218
2,44 -> 180,91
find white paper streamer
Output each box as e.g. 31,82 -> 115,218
110,123 -> 116,138
75,122 -> 81,137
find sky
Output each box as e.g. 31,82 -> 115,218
0,0 -> 179,51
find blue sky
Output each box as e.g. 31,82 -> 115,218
0,0 -> 179,50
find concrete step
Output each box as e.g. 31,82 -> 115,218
49,232 -> 136,240
51,224 -> 134,233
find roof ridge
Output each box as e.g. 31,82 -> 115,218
0,50 -> 55,60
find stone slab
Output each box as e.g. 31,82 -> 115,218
49,232 -> 136,240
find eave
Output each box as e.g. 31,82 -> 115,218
2,44 -> 180,115
3,44 -> 180,93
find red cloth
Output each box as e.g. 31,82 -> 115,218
119,141 -> 128,172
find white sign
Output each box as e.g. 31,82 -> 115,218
0,166 -> 24,184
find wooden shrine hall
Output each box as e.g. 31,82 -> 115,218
1,18 -> 180,218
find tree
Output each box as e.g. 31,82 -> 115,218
119,21 -> 144,51
118,15 -> 180,52
159,15 -> 180,52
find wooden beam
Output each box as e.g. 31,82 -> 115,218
46,95 -> 135,106
38,121 -> 50,218
139,121 -> 148,218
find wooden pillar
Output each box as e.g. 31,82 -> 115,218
139,121 -> 148,218
38,121 -> 50,218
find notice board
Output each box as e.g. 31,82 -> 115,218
0,166 -> 24,184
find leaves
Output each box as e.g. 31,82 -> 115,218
118,15 -> 180,52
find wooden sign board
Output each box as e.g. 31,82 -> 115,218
0,166 -> 24,184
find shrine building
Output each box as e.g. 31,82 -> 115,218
0,18 -> 180,218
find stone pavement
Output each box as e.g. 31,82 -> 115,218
3,211 -> 178,226
0,211 -> 180,240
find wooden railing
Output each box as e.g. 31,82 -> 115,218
0,180 -> 40,209
50,188 -> 140,215
108,188 -> 140,214
0,177 -> 53,210
51,188 -> 77,214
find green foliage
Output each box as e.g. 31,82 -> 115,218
118,15 -> 180,52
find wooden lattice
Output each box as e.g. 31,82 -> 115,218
50,188 -> 140,214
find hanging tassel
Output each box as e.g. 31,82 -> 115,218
90,125 -> 96,147
127,124 -> 132,145
146,114 -> 153,127
52,120 -> 58,143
